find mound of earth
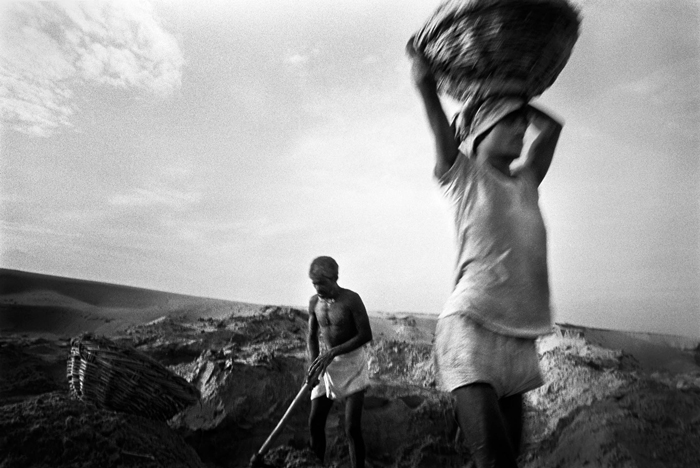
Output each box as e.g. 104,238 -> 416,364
256,445 -> 324,468
522,333 -> 700,468
0,336 -> 66,405
154,307 -> 468,467
0,392 -> 204,468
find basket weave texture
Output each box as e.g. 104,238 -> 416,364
411,0 -> 581,102
67,333 -> 200,421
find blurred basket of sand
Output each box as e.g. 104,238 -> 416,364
67,333 -> 199,421
410,0 -> 581,103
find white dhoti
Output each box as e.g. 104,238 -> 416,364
310,345 -> 370,400
435,314 -> 543,397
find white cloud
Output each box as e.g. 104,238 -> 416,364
0,0 -> 184,137
619,58 -> 699,106
109,186 -> 200,209
284,53 -> 310,66
231,217 -> 308,238
614,58 -> 699,142
107,162 -> 202,209
283,46 -> 321,68
0,219 -> 80,237
362,54 -> 380,65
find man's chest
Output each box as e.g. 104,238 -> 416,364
315,299 -> 351,327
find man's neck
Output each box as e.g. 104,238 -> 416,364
319,285 -> 341,301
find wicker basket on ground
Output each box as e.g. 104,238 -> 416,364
67,333 -> 200,421
410,0 -> 581,102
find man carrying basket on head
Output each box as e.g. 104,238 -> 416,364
406,25 -> 567,467
406,1 -> 580,464
407,41 -> 563,465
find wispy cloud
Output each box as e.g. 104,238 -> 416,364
107,162 -> 201,209
108,186 -> 200,209
284,53 -> 310,66
0,0 -> 184,137
620,58 -> 699,103
617,58 -> 699,138
283,47 -> 321,69
0,219 -> 79,237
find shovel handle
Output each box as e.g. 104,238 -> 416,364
254,363 -> 328,459
256,381 -> 313,456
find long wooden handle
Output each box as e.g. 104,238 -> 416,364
256,381 -> 313,456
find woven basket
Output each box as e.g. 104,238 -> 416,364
411,0 -> 581,102
67,333 -> 200,421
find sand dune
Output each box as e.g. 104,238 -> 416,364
0,268 -> 264,336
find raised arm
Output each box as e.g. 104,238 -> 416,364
524,105 -> 563,185
406,41 -> 459,179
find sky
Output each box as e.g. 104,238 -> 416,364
1,0 -> 698,338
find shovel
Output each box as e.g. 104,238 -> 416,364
249,365 -> 325,467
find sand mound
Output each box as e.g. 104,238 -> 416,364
0,392 -> 204,468
523,334 -> 700,468
367,339 -> 435,388
0,335 -> 67,405
110,306 -> 468,467
256,445 -> 324,468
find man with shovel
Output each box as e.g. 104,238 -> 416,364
306,256 -> 373,468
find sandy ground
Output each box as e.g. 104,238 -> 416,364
1,268 -> 700,468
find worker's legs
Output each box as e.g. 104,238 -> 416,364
498,392 -> 524,456
344,390 -> 366,468
309,395 -> 333,462
453,383 -> 519,468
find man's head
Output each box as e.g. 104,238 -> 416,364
309,256 -> 339,299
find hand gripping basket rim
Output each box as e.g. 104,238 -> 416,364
411,0 -> 581,102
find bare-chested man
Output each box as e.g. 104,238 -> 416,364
306,256 -> 373,468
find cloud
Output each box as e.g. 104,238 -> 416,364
107,162 -> 201,209
619,58 -> 699,104
605,58 -> 699,146
227,217 -> 308,238
108,186 -> 200,209
284,53 -> 310,66
0,0 -> 184,137
0,219 -> 77,237
108,167 -> 202,210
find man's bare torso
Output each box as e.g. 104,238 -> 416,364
314,288 -> 360,349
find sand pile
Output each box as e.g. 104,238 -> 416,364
256,446 -> 324,468
244,330 -> 700,468
367,339 -> 435,388
522,333 -> 700,468
0,392 -> 204,468
155,307 -> 467,467
0,336 -> 65,404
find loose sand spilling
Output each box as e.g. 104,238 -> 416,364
2,268 -> 699,468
